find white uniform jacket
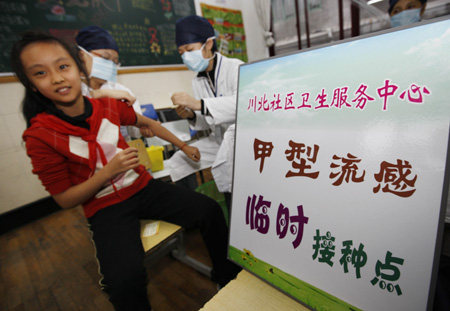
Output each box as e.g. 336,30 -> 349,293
169,53 -> 243,191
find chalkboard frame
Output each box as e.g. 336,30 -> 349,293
0,65 -> 188,83
0,0 -> 196,82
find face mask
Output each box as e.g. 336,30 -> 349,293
181,37 -> 215,72
390,8 -> 421,27
78,46 -> 117,82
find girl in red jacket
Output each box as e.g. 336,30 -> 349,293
11,31 -> 240,311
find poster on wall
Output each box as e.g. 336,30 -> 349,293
229,17 -> 450,311
200,3 -> 248,62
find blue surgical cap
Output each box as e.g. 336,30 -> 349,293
76,25 -> 119,52
388,0 -> 427,14
175,15 -> 216,49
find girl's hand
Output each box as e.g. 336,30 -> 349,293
171,92 -> 201,111
175,105 -> 195,119
103,147 -> 140,178
182,145 -> 201,162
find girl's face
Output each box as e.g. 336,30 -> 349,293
20,42 -> 84,113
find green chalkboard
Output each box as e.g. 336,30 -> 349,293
0,0 -> 195,73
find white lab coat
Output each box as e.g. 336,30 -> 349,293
212,124 -> 235,192
81,81 -> 143,138
169,53 -> 243,192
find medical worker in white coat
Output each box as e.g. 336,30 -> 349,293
76,26 -> 143,140
169,16 -> 243,206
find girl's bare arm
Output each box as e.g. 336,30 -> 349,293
136,114 -> 200,162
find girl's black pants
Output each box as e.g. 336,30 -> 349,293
87,178 -> 240,311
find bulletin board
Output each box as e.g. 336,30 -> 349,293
0,0 -> 195,74
229,17 -> 450,311
200,3 -> 248,62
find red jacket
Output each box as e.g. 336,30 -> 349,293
22,97 -> 152,218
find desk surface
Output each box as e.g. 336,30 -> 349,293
200,270 -> 310,311
140,220 -> 182,254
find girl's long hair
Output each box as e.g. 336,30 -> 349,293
10,31 -> 89,128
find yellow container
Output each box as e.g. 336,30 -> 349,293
146,145 -> 164,172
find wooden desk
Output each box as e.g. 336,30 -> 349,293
140,220 -> 182,256
140,220 -> 211,277
200,270 -> 310,311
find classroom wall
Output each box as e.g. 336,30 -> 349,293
0,0 -> 268,215
0,82 -> 48,214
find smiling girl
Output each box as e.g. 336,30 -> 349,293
11,31 -> 240,311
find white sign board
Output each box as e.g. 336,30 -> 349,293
229,18 -> 450,311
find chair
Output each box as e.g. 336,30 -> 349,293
140,220 -> 212,277
141,103 -> 159,120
